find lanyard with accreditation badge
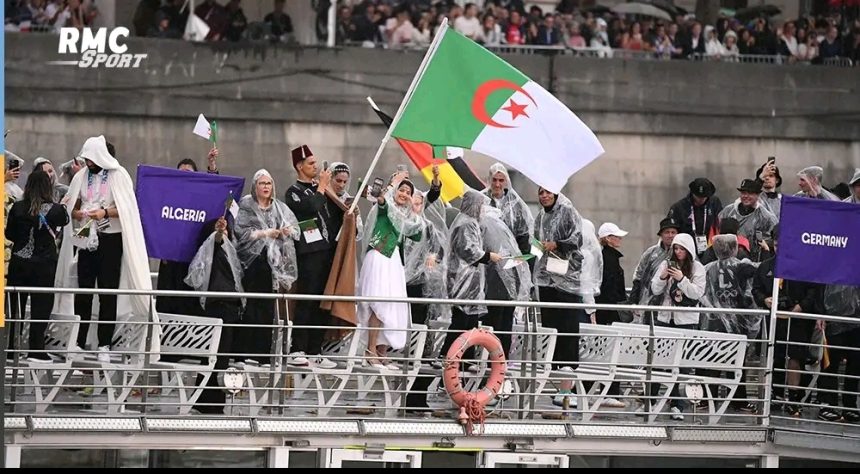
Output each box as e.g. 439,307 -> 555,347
690,204 -> 709,254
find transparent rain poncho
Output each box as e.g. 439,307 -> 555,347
795,166 -> 840,201
234,170 -> 301,290
447,190 -> 491,315
630,241 -> 672,307
361,182 -> 425,252
482,205 -> 533,302
403,190 -> 450,322
576,218 -> 603,305
823,284 -> 860,336
533,193 -> 584,295
700,235 -> 761,338
718,199 -> 778,261
185,231 -> 246,310
484,163 -> 534,250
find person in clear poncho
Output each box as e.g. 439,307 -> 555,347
439,190 -> 503,361
482,205 -> 533,359
184,216 -> 245,414
818,283 -> 860,422
577,219 -> 603,323
700,235 -> 760,337
795,166 -> 840,201
358,172 -> 425,368
699,234 -> 761,410
534,188 -> 584,406
403,187 -> 450,324
845,168 -> 860,204
484,163 -> 534,255
627,217 -> 680,323
718,179 -> 778,262
234,169 -> 300,362
755,158 -> 783,219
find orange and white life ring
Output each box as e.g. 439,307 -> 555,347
443,328 -> 506,434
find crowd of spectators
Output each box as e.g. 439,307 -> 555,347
6,0 -> 860,64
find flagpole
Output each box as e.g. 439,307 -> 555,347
348,19 -> 450,215
761,277 -> 781,428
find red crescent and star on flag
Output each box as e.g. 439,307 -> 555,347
470,79 -> 538,128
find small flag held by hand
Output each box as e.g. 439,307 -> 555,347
210,121 -> 218,145
193,114 -> 213,140
224,191 -> 238,219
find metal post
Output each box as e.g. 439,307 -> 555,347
1,325 -> 7,468
761,277 -> 781,427
645,312 -> 655,414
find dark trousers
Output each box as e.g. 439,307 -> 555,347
292,250 -> 333,356
538,287 -> 581,369
484,305 -> 514,360
74,232 -> 123,348
406,284 -> 428,325
406,284 -> 432,409
194,300 -> 241,414
818,328 -> 860,408
439,307 -> 482,363
652,320 -> 698,411
7,257 -> 57,355
592,309 -> 621,397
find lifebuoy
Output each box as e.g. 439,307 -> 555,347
443,328 -> 506,434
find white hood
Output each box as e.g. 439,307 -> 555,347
76,135 -> 120,171
671,233 -> 698,261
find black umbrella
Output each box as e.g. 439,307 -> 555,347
735,4 -> 782,21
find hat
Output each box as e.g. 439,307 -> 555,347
849,168 -> 860,186
755,161 -> 782,188
598,222 -> 628,239
719,217 -> 740,235
33,157 -> 51,167
291,145 -> 313,168
657,217 -> 681,234
689,178 -> 716,198
737,178 -> 762,194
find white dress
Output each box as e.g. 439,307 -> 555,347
357,248 -> 410,350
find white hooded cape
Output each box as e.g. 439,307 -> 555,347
52,136 -> 158,349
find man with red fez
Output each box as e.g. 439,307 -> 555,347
284,145 -> 338,369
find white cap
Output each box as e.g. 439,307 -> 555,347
598,222 -> 628,239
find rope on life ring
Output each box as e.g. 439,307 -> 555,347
443,328 -> 506,436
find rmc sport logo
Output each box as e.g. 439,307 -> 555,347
54,27 -> 147,68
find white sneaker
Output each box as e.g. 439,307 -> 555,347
97,346 -> 111,363
287,351 -> 309,366
670,407 -> 685,421
384,362 -> 400,371
313,357 -> 337,370
599,397 -> 627,409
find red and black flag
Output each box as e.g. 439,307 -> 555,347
371,103 -> 485,202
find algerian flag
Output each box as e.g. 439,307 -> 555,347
392,28 -> 604,193
193,113 -> 212,140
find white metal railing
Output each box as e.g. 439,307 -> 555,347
2,285 -> 857,435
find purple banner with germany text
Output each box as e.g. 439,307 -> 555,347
776,195 -> 860,286
136,165 -> 245,263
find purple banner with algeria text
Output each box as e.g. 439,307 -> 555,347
136,165 -> 245,263
776,195 -> 860,286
